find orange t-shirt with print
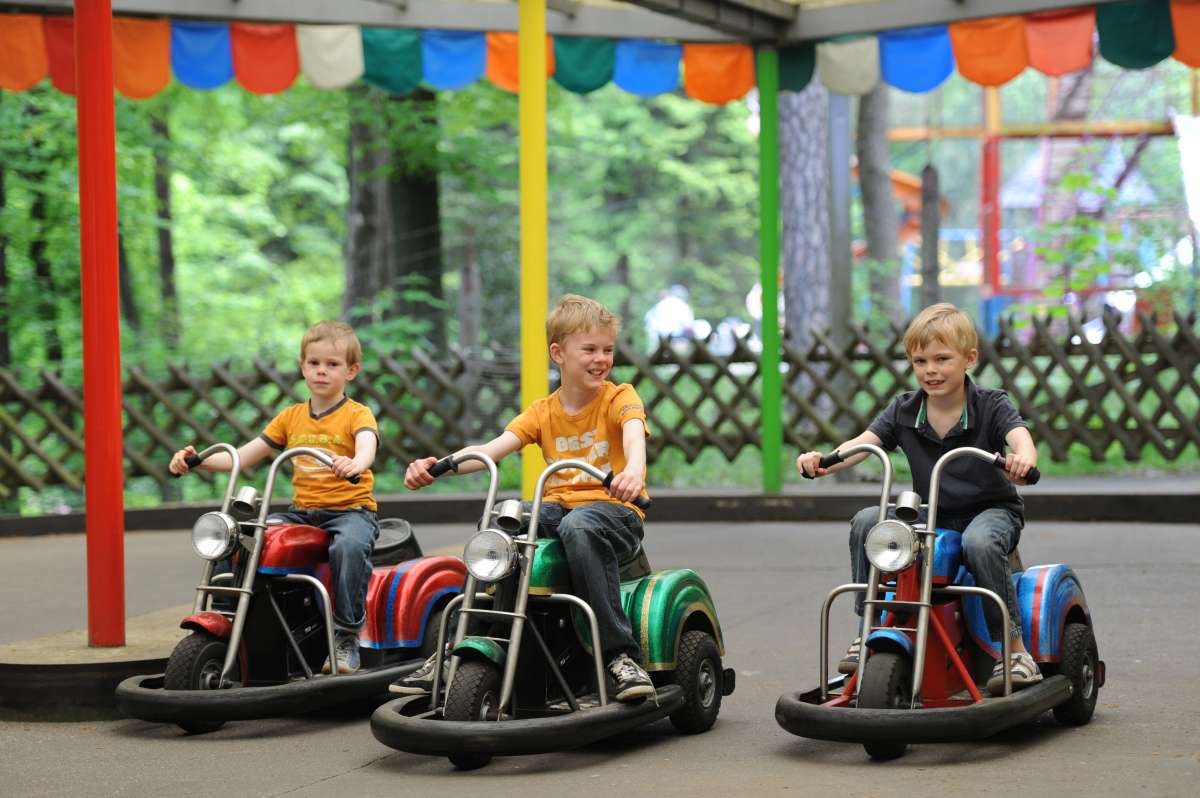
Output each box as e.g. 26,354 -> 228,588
261,397 -> 379,511
505,382 -> 650,517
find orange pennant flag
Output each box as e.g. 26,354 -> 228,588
949,16 -> 1028,87
1171,0 -> 1200,67
1025,8 -> 1095,77
114,17 -> 171,99
231,23 -> 299,94
682,43 -> 754,105
0,14 -> 47,92
43,16 -> 76,96
486,32 -> 554,93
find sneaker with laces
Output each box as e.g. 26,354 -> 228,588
323,630 -> 361,674
608,653 -> 655,702
986,651 -> 1043,696
389,651 -> 448,695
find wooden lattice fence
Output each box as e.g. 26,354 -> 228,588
0,313 -> 1196,498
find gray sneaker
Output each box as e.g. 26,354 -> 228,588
608,653 -> 654,702
323,631 -> 361,674
389,651 -> 448,695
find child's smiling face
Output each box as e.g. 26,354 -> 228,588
300,338 -> 359,403
908,339 -> 977,398
551,327 -> 615,393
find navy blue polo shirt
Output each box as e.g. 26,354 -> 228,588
867,376 -> 1027,522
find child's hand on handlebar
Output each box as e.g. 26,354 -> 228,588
169,445 -> 198,476
795,451 -> 829,479
1000,451 -> 1037,485
405,456 -> 439,490
330,455 -> 363,480
606,468 -> 645,504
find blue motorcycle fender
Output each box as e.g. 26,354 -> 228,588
962,564 -> 1091,662
867,628 -> 914,658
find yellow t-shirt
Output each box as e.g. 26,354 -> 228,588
505,382 -> 650,516
261,397 -> 379,511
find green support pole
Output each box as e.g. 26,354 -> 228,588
757,47 -> 782,493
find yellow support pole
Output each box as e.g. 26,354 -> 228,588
519,0 -> 548,496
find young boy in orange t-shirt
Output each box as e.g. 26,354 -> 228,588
170,320 -> 380,674
391,294 -> 655,702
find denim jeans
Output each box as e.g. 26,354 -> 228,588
266,507 -> 379,632
848,505 -> 1024,640
515,500 -> 645,663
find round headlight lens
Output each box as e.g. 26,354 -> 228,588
463,528 -> 515,583
191,512 -> 238,561
864,519 -> 919,574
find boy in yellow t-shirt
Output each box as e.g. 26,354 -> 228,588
391,294 -> 655,702
169,320 -> 380,674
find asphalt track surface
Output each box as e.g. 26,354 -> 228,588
2,518 -> 1197,797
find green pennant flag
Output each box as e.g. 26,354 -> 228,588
362,27 -> 422,96
553,37 -> 615,94
1097,0 -> 1175,70
779,43 -> 815,92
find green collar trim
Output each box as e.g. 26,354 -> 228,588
915,396 -> 969,431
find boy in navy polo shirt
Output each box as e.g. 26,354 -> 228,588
796,303 -> 1040,695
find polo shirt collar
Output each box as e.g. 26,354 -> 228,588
907,375 -> 977,432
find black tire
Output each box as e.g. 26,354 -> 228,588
1052,623 -> 1100,727
857,651 -> 912,760
419,608 -> 446,661
443,660 -> 500,770
163,632 -> 239,734
669,630 -> 723,734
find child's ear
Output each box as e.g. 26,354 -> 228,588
549,342 -> 564,365
965,348 -> 979,369
347,362 -> 360,380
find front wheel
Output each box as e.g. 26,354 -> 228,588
669,630 -> 723,734
163,632 -> 239,734
443,659 -> 500,770
1052,623 -> 1099,727
857,651 -> 912,760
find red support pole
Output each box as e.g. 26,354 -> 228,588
981,135 -> 1001,298
75,0 -> 125,646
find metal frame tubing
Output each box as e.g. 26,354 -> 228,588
76,0 -> 125,647
756,46 -> 782,493
188,444 -> 242,613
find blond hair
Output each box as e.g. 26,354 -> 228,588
545,294 -> 621,346
902,303 -> 977,357
300,320 -> 363,366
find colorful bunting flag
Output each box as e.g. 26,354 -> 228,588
114,18 -> 171,99
0,14 -> 47,92
1097,0 -> 1175,69
231,24 -> 299,95
779,43 -> 815,93
1170,0 -> 1200,68
171,21 -> 233,90
613,40 -> 680,97
817,36 -> 879,96
880,25 -> 954,93
486,33 -> 554,93
421,30 -> 486,90
1024,8 -> 1095,77
43,17 -> 75,96
362,27 -> 422,96
553,37 -> 614,94
949,17 -> 1028,87
683,43 -> 754,105
297,25 -> 364,89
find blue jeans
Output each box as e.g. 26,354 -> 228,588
267,507 -> 379,632
848,505 -> 1024,640
518,501 -> 645,663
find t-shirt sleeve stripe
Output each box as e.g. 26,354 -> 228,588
260,433 -> 286,450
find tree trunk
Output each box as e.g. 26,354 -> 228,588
152,114 -> 179,349
458,226 -> 481,353
780,81 -> 831,349
857,85 -> 901,323
117,225 -> 141,332
920,164 -> 941,308
0,144 -> 8,369
345,92 -> 392,329
29,185 -> 62,364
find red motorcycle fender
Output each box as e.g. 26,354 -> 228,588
180,611 -> 233,639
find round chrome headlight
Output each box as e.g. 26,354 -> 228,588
463,528 -> 516,583
864,519 -> 919,574
191,512 -> 238,561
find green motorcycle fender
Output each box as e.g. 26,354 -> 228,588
451,637 -> 507,668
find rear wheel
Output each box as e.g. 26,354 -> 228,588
1052,623 -> 1099,727
857,651 -> 912,760
669,630 -> 723,733
164,632 -> 239,734
443,660 -> 500,770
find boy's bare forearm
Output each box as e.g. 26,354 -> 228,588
441,432 -> 523,475
1005,426 -> 1037,459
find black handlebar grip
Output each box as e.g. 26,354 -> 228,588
428,457 -> 457,479
801,450 -> 844,479
602,471 -> 652,511
991,454 -> 1041,485
346,474 -> 361,485
171,452 -> 204,478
